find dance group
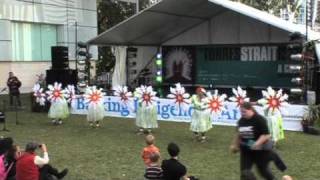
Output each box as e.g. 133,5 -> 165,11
33,82 -> 286,143
32,82 -> 291,179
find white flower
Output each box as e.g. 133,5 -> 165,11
84,86 -> 105,104
204,90 -> 227,114
113,85 -> 133,104
33,84 -> 46,106
229,86 -> 250,107
167,83 -> 190,106
64,85 -> 76,103
258,86 -> 289,113
46,82 -> 67,103
134,85 -> 157,107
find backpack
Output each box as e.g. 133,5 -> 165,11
0,155 -> 13,180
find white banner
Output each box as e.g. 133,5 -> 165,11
71,96 -> 307,131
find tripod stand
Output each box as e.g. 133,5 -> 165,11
1,100 -> 9,131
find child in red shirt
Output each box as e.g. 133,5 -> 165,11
142,134 -> 160,166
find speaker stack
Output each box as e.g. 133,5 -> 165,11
46,46 -> 78,87
51,46 -> 69,69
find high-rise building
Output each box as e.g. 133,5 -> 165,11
0,0 -> 98,92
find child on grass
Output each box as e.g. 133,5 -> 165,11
144,152 -> 163,180
142,134 -> 160,166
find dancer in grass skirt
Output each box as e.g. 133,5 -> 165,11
190,87 -> 211,142
258,87 -> 288,143
46,82 -> 69,125
134,85 -> 158,134
84,86 -> 105,128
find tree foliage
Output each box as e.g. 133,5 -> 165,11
235,0 -> 301,17
96,0 -> 150,75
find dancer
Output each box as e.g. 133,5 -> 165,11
190,87 -> 211,142
134,85 -> 158,134
84,86 -> 105,128
258,87 -> 288,143
46,82 -> 69,125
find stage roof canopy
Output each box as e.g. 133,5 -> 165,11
88,0 -> 320,46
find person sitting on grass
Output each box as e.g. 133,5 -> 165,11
16,142 -> 68,180
142,135 -> 160,167
161,143 -> 198,180
282,175 -> 293,180
144,152 -> 163,180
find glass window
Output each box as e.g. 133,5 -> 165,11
12,22 -> 57,61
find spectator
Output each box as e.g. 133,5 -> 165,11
4,144 -> 20,180
0,137 -> 14,180
161,143 -> 190,180
0,137 -> 13,155
142,135 -> 160,166
7,72 -> 21,107
144,152 -> 163,180
16,142 -> 68,180
230,102 -> 275,180
282,175 -> 293,180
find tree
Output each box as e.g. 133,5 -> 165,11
96,0 -> 151,75
234,0 -> 302,19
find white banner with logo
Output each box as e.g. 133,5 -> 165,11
71,96 -> 307,131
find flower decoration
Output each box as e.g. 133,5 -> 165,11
84,86 -> 105,104
258,86 -> 289,113
33,83 -> 46,106
64,85 -> 76,103
229,86 -> 250,107
204,90 -> 227,114
167,83 -> 190,106
134,85 -> 157,107
46,82 -> 66,102
113,85 -> 133,104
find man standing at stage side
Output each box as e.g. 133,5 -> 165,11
7,72 -> 22,107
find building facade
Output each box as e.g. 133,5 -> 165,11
0,0 -> 98,92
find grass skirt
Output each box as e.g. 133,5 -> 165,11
48,99 -> 69,119
87,102 -> 105,122
136,105 -> 158,129
266,113 -> 285,142
190,109 -> 212,133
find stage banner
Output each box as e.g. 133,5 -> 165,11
71,96 -> 306,131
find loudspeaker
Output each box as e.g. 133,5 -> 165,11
51,46 -> 69,69
46,69 -> 77,87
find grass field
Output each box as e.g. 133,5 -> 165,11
0,95 -> 320,180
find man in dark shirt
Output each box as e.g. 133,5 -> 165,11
161,143 -> 189,180
7,72 -> 22,106
230,102 -> 275,180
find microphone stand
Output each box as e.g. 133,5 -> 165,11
14,97 -> 19,125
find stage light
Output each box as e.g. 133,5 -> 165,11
156,76 -> 162,82
156,70 -> 162,76
289,65 -> 302,71
290,88 -> 303,94
156,59 -> 162,66
156,53 -> 162,59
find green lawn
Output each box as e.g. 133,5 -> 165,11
0,95 -> 320,180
